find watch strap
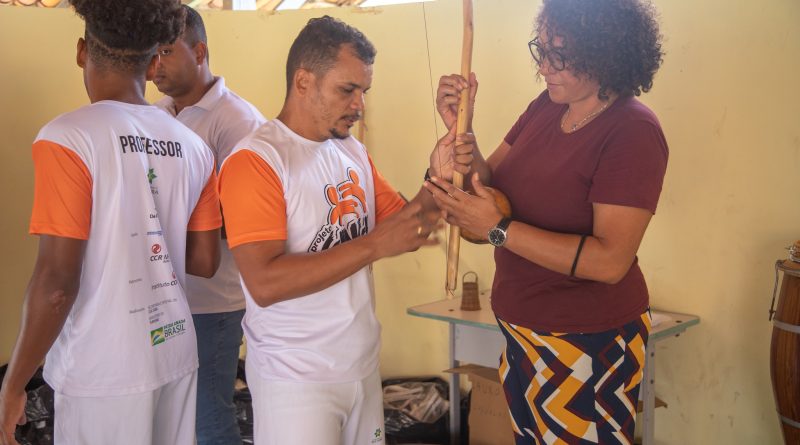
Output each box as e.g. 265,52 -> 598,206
496,217 -> 512,231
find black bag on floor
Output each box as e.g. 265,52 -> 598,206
382,376 -> 450,445
234,359 -> 254,444
1,365 -> 55,445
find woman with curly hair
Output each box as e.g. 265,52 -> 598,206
0,1 -> 222,444
426,0 -> 668,442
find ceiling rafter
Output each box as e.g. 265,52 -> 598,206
186,0 -> 215,8
255,0 -> 284,11
1,0 -> 409,10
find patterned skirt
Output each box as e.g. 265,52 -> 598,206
497,312 -> 651,445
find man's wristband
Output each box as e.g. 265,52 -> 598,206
424,168 -> 448,194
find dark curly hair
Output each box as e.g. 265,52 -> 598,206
536,0 -> 664,99
285,15 -> 376,92
69,0 -> 185,74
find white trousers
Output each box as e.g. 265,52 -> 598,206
246,359 -> 385,445
54,370 -> 197,445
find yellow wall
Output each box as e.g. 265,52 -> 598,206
0,8 -> 86,375
1,1 -> 798,443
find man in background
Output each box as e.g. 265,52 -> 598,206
153,6 -> 266,444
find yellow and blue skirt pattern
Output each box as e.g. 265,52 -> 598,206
497,312 -> 651,445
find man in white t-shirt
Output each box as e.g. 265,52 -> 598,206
0,1 -> 221,445
152,6 -> 266,444
218,16 -> 461,445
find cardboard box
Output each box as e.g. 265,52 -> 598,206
446,364 -> 515,445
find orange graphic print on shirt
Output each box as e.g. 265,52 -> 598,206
309,168 -> 370,253
325,169 -> 368,225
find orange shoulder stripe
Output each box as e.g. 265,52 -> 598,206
219,150 -> 287,249
29,140 -> 92,240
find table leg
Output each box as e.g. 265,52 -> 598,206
449,323 -> 461,445
642,340 -> 656,445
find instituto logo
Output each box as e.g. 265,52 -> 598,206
151,278 -> 178,290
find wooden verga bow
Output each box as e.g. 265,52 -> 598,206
445,0 -> 474,299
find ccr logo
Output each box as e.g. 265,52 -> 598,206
150,243 -> 169,263
151,253 -> 170,262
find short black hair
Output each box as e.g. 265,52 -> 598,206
180,5 -> 209,62
537,0 -> 664,99
69,0 -> 185,74
285,15 -> 376,92
182,5 -> 208,48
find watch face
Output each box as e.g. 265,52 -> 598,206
488,228 -> 506,246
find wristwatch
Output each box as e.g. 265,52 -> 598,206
488,217 -> 512,247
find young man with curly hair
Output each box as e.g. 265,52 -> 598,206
0,1 -> 221,444
152,7 -> 265,444
429,0 -> 668,443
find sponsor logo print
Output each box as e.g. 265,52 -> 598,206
151,279 -> 178,290
147,169 -> 159,195
151,271 -> 178,290
150,328 -> 165,346
150,243 -> 170,263
308,168 -> 370,253
371,428 -> 383,443
150,319 -> 186,346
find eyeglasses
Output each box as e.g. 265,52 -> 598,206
528,37 -> 567,71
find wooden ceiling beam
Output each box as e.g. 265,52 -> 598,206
185,0 -> 215,8
256,0 -> 284,10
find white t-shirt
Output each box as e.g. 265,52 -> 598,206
29,101 -> 221,396
157,77 -> 266,315
218,120 -> 405,383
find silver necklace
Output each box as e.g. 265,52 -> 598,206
561,100 -> 611,133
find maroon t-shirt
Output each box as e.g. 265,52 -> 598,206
490,91 -> 668,333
